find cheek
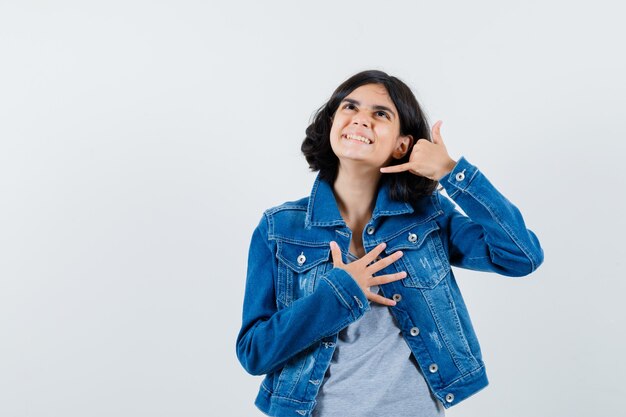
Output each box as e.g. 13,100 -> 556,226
329,135 -> 342,158
375,127 -> 395,144
328,119 -> 344,146
329,117 -> 342,135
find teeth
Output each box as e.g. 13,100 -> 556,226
345,134 -> 372,144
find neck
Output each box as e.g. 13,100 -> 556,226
332,162 -> 380,226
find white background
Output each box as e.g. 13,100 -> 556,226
1,1 -> 625,416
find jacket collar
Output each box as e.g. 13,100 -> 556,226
304,174 -> 414,228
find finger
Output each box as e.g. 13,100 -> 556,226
380,162 -> 414,174
329,241 -> 344,267
367,250 -> 404,274
367,292 -> 397,307
371,271 -> 407,286
431,120 -> 444,145
361,242 -> 387,265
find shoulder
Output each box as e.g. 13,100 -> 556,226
432,189 -> 457,212
405,190 -> 464,232
260,196 -> 311,240
263,196 -> 309,216
405,190 -> 452,220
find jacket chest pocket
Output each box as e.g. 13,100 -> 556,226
385,221 -> 450,289
275,240 -> 331,307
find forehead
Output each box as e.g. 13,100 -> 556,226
344,83 -> 396,110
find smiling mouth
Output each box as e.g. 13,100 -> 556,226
342,133 -> 373,144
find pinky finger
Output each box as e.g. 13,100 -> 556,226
380,162 -> 412,174
368,292 -> 397,307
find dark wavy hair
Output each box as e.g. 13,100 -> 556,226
301,70 -> 438,204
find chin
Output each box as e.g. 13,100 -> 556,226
337,155 -> 385,170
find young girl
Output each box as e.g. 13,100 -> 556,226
236,70 -> 543,417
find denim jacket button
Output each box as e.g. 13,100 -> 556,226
408,232 -> 418,243
410,327 -> 420,336
392,294 -> 402,302
297,252 -> 306,266
455,171 -> 465,181
429,363 -> 439,373
366,226 -> 375,235
445,393 -> 455,403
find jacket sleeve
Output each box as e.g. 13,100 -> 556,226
235,214 -> 370,376
437,157 -> 544,276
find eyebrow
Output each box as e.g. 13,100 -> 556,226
341,98 -> 396,119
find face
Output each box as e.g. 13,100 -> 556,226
329,83 -> 413,169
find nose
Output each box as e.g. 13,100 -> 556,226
351,114 -> 370,128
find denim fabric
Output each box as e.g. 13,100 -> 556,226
236,157 -> 544,417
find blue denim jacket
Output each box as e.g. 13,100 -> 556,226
236,157 -> 543,417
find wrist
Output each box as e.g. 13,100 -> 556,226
437,158 -> 457,180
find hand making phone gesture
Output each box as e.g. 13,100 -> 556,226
380,120 -> 457,180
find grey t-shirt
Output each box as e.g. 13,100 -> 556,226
312,253 -> 445,417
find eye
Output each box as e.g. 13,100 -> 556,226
376,111 -> 390,119
343,103 -> 356,110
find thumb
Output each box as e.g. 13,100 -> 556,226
329,241 -> 344,267
431,120 -> 444,145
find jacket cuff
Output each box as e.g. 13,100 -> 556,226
322,268 -> 370,320
439,156 -> 478,198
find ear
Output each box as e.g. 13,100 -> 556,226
392,135 -> 413,159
